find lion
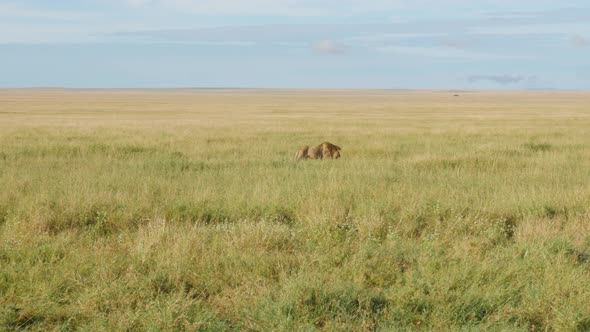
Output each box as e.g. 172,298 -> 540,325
295,142 -> 341,161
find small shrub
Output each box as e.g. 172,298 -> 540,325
151,273 -> 176,297
41,203 -> 115,235
481,214 -> 518,248
170,151 -> 185,158
566,249 -> 590,265
361,243 -> 415,287
271,161 -> 285,168
88,143 -> 110,154
2,307 -> 44,330
453,298 -> 496,324
547,239 -> 574,255
543,205 -> 557,219
118,145 -> 148,154
576,317 -> 590,332
510,310 -> 549,331
523,142 -> 552,152
0,206 -> 8,225
166,202 -> 233,224
407,214 -> 428,239
269,206 -> 296,226
330,220 -> 358,242
439,159 -> 462,170
288,286 -> 388,328
497,214 -> 517,240
89,209 -> 110,235
389,294 -> 433,327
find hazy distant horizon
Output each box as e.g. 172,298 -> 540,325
0,87 -> 575,93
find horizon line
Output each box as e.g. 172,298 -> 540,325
0,86 -> 572,92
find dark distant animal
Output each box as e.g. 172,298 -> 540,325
295,142 -> 341,161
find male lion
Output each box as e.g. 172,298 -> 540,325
295,142 -> 341,161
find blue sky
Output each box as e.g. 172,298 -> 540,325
1,0 -> 589,89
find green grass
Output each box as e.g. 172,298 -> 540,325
1,89 -> 590,330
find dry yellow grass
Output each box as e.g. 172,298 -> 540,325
1,89 -> 590,330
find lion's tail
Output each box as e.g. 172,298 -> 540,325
295,149 -> 303,162
295,146 -> 308,162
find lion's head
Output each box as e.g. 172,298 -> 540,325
320,142 -> 341,159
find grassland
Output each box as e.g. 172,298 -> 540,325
1,88 -> 590,330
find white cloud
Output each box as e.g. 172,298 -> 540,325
571,35 -> 590,47
343,32 -> 448,44
312,40 -> 346,54
472,22 -> 590,36
0,3 -> 91,21
116,0 -> 549,17
376,45 -> 529,60
468,74 -> 526,85
120,0 -> 327,16
184,40 -> 257,46
126,0 -> 154,8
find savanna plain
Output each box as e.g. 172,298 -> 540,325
2,89 -> 590,331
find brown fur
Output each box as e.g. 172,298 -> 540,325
295,142 -> 341,161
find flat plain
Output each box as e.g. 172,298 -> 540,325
1,88 -> 590,330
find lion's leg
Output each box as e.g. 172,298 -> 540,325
321,145 -> 331,159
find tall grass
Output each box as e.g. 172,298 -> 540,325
1,89 -> 590,330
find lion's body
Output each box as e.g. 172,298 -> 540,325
295,142 -> 341,161
295,145 -> 310,161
